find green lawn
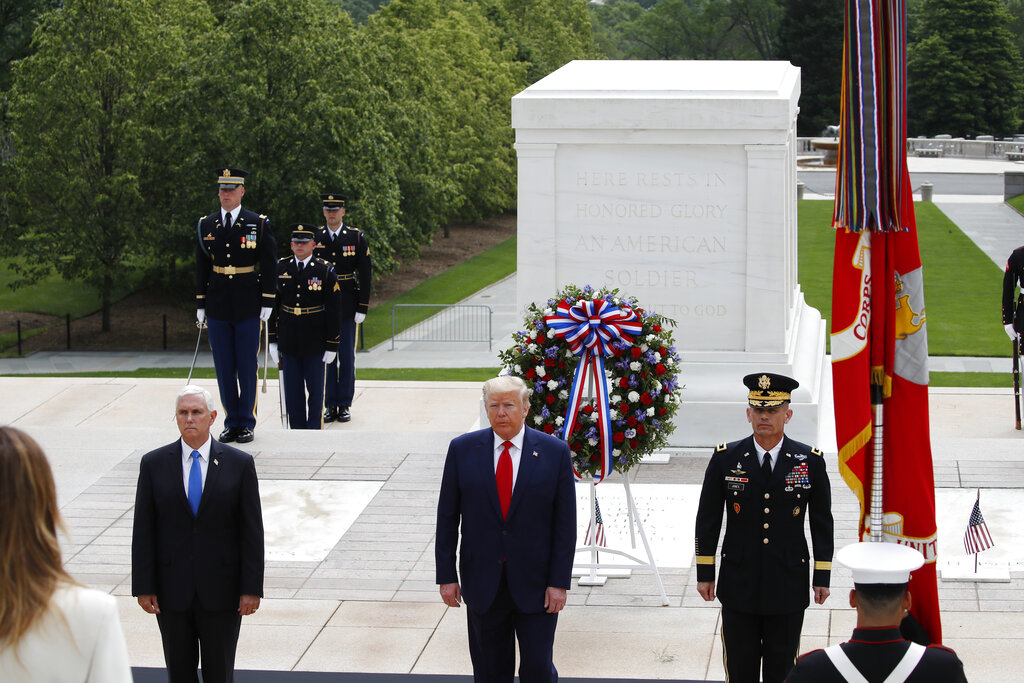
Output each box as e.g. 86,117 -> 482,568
361,235 -> 516,348
798,200 -> 1007,357
0,261 -> 138,317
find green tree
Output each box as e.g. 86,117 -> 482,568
776,0 -> 843,137
907,0 -> 1023,137
1,0 -> 213,330
480,0 -> 597,82
0,0 -> 58,90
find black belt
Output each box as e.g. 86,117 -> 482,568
281,305 -> 325,315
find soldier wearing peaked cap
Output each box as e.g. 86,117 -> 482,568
268,225 -> 342,430
195,168 -> 277,444
314,193 -> 371,424
786,542 -> 967,682
695,373 -> 834,683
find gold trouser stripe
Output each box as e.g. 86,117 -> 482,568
696,555 -> 716,565
212,265 -> 255,275
815,561 -> 832,571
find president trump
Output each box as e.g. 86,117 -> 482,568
435,375 -> 577,683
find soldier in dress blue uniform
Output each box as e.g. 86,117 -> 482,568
695,373 -> 834,683
786,542 -> 967,682
313,193 -> 371,424
1001,245 -> 1024,341
268,225 -> 341,430
195,168 -> 277,444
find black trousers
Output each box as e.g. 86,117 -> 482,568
466,568 -> 559,683
156,597 -> 242,683
720,605 -> 804,683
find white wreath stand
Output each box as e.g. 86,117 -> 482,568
573,477 -> 669,605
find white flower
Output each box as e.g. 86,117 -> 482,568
543,307 -> 554,316
610,394 -> 621,403
547,379 -> 558,391
555,416 -> 564,426
628,391 -> 640,403
610,410 -> 619,420
613,448 -> 621,457
536,365 -> 546,377
625,429 -> 637,438
514,365 -> 521,373
527,343 -> 538,353
653,352 -> 662,362
533,415 -> 544,425
590,412 -> 599,423
647,407 -> 655,417
629,361 -> 642,372
588,438 -> 599,446
640,343 -> 649,352
613,298 -> 621,305
647,334 -> 659,342
666,357 -> 674,365
547,328 -> 556,338
558,390 -> 568,400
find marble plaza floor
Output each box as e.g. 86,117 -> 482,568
3,376 -> 1022,681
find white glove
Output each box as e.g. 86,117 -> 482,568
354,312 -> 366,324
260,306 -> 273,322
322,350 -> 337,365
1006,323 -> 1018,341
197,309 -> 206,324
268,343 -> 279,365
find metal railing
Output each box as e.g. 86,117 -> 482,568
390,304 -> 493,350
798,136 -> 1024,160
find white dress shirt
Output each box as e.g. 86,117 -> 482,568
181,436 -> 212,495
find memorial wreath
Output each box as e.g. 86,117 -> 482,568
498,284 -> 682,482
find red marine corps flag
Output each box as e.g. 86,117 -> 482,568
831,0 -> 941,643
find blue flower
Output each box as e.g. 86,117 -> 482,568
628,376 -> 639,388
541,407 -> 551,419
583,284 -> 594,295
535,381 -> 545,393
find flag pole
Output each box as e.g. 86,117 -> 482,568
870,382 -> 884,541
975,488 -> 980,574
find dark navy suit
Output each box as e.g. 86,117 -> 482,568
131,439 -> 264,683
314,223 -> 370,411
269,256 -> 341,429
435,426 -> 576,683
195,207 -> 277,430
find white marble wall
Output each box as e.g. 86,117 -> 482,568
512,61 -> 828,447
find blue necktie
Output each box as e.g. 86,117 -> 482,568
188,450 -> 203,516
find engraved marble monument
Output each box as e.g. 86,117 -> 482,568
511,60 -> 827,447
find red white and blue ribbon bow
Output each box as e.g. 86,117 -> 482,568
544,298 -> 642,482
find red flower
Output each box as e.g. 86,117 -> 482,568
618,402 -> 630,414
558,361 -> 566,369
612,432 -> 625,444
582,405 -> 594,415
629,439 -> 639,448
640,393 -> 653,406
627,416 -> 637,427
659,346 -> 667,355
659,408 -> 667,415
525,368 -> 536,379
655,363 -> 667,375
641,371 -> 648,379
652,324 -> 662,333
543,423 -> 555,434
545,358 -> 556,367
618,377 -> 629,388
630,347 -> 643,359
545,394 -> 555,405
536,334 -> 545,344
637,424 -> 646,435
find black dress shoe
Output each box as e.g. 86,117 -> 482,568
219,427 -> 237,443
338,407 -> 351,423
323,407 -> 338,423
236,427 -> 255,444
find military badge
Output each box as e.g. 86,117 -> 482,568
308,277 -> 321,291
792,506 -> 801,517
794,453 -> 807,461
784,463 -> 810,488
733,502 -> 741,514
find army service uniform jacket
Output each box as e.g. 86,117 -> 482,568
1002,245 -> 1024,330
313,224 -> 371,319
269,257 -> 341,357
695,435 -> 834,615
195,207 -> 277,321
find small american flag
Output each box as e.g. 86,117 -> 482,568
963,498 -> 995,555
584,496 -> 607,547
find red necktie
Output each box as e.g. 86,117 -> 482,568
497,441 -> 513,519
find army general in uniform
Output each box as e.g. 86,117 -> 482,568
195,168 -> 277,444
695,373 -> 834,683
268,225 -> 342,429
314,193 -> 371,424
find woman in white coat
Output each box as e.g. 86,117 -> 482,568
0,426 -> 132,682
